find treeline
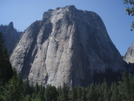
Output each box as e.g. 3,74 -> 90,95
1,70 -> 134,101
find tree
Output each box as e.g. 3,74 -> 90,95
110,82 -> 121,101
100,79 -> 110,101
0,32 -> 13,84
123,72 -> 131,100
45,85 -> 58,101
58,83 -> 69,101
2,73 -> 23,101
71,87 -> 77,101
130,77 -> 134,100
23,95 -> 31,101
81,88 -> 87,101
118,71 -> 131,100
23,79 -> 32,96
86,83 -> 95,101
77,87 -> 82,101
124,0 -> 134,30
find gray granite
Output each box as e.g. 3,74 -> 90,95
10,5 -> 125,88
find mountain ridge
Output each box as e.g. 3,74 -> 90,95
0,22 -> 22,55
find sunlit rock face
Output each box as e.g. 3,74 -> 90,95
124,43 -> 134,63
0,22 -> 22,55
10,5 -> 125,88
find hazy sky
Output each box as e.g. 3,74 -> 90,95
0,0 -> 134,55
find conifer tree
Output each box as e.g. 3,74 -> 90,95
81,88 -> 87,101
0,32 -> 13,84
2,72 -> 23,101
123,71 -> 131,100
110,82 -> 120,101
60,83 -> 69,101
77,86 -> 82,101
45,85 -> 58,101
130,77 -> 134,100
86,83 -> 95,101
71,87 -> 77,101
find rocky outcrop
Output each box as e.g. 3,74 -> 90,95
124,43 -> 134,63
10,5 -> 125,88
0,22 -> 22,55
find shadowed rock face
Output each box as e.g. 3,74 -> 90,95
10,5 -> 125,88
124,43 -> 134,63
0,22 -> 22,55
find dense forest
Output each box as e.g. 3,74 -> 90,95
1,71 -> 134,101
0,31 -> 134,101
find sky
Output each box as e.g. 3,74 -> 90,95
0,0 -> 134,56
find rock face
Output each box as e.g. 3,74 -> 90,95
124,43 -> 134,63
10,5 -> 125,88
0,22 -> 22,55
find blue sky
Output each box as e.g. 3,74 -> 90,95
0,0 -> 134,55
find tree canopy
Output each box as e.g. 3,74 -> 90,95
124,0 -> 134,30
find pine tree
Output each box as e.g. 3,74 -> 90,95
0,32 -> 13,84
81,88 -> 87,101
130,77 -> 134,100
45,85 -> 58,101
23,78 -> 32,96
2,72 -> 23,101
98,79 -> 110,101
86,83 -> 95,101
71,87 -> 77,101
118,71 -> 131,100
23,95 -> 31,101
60,83 -> 69,101
110,82 -> 120,101
77,86 -> 82,101
94,83 -> 102,100
123,72 -> 131,100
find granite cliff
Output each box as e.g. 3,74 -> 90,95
124,43 -> 134,64
10,5 -> 125,88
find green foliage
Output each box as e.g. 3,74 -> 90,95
124,0 -> 134,30
57,83 -> 69,101
110,82 -> 120,101
45,85 -> 58,101
2,73 -> 23,101
0,32 -> 13,84
1,70 -> 134,101
71,87 -> 77,101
